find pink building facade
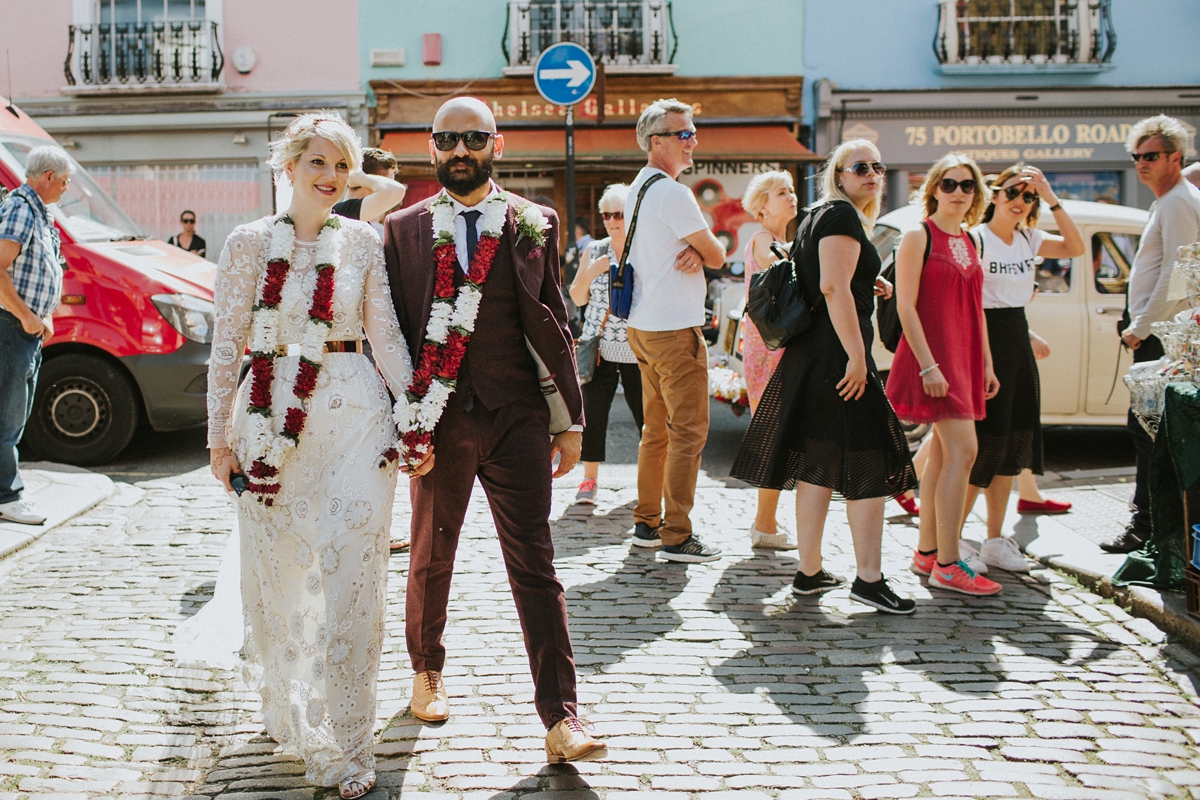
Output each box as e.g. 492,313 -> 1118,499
6,0 -> 365,256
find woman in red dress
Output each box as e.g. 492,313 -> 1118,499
886,153 -> 1002,597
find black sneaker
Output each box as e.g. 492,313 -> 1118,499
630,522 -> 662,548
849,576 -> 916,615
791,568 -> 846,596
658,535 -> 721,563
1099,524 -> 1148,554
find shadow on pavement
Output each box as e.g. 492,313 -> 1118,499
709,552 -> 1116,743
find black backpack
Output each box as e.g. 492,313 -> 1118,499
876,221 -> 982,353
745,203 -> 834,351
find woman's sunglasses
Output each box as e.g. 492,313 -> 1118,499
600,211 -> 624,221
998,185 -> 1038,204
181,217 -> 196,224
938,177 -> 977,194
431,130 -> 496,152
842,161 -> 886,177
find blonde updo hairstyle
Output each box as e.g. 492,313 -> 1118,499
268,112 -> 363,181
816,138 -> 883,234
982,162 -> 1041,229
919,152 -> 990,228
741,170 -> 795,221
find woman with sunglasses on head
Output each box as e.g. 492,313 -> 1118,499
960,164 -> 1084,572
886,153 -> 1002,597
168,210 -> 206,258
732,140 -> 917,614
737,170 -> 798,549
568,183 -> 644,504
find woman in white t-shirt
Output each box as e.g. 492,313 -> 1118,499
965,164 -> 1084,571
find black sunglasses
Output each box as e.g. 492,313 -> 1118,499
938,177 -> 977,194
999,185 -> 1038,204
600,211 -> 624,221
653,129 -> 697,142
181,217 -> 196,224
842,161 -> 886,177
431,130 -> 496,152
1130,150 -> 1175,163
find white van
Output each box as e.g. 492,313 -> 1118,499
718,199 -> 1149,427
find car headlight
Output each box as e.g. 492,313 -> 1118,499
151,293 -> 214,344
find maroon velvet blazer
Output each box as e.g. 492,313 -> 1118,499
382,190 -> 584,432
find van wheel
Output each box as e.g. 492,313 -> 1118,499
23,354 -> 140,466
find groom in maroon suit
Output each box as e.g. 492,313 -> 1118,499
383,97 -> 605,762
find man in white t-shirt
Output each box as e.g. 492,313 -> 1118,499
623,98 -> 726,563
1104,115 -> 1200,554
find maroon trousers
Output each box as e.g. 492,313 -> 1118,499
406,392 -> 578,727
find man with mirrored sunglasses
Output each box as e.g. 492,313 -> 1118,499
1102,115 -> 1200,554
382,97 -> 605,763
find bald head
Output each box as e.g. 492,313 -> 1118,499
433,97 -> 496,133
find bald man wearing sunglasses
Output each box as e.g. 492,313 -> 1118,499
382,97 -> 604,763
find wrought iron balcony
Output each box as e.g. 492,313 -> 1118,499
503,1 -> 676,74
933,0 -> 1115,72
64,20 -> 224,90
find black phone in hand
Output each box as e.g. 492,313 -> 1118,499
229,472 -> 249,496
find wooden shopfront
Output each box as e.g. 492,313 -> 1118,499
370,75 -> 822,267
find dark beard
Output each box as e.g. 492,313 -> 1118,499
436,154 -> 493,195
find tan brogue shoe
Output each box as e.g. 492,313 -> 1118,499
545,717 -> 607,763
410,670 -> 448,722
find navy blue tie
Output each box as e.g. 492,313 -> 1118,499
461,210 -> 481,270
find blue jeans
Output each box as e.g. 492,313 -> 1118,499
0,309 -> 42,504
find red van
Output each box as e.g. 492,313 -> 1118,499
0,98 -> 214,465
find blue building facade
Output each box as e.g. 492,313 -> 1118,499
802,0 -> 1200,211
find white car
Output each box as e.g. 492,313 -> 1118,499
718,199 -> 1149,428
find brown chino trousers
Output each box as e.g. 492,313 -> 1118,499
627,326 -> 710,546
406,392 -> 578,728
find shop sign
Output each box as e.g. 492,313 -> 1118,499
841,116 -> 1198,165
678,162 -> 782,265
488,95 -> 703,122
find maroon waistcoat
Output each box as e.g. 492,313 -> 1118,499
454,231 -> 540,410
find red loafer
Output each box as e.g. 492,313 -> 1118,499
1017,498 -> 1072,514
893,493 -> 920,516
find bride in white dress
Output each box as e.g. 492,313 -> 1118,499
206,113 -> 412,800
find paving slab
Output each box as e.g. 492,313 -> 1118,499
0,461 -> 115,559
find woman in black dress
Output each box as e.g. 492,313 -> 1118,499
167,209 -> 206,258
731,139 -> 917,614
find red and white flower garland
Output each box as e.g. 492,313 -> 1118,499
243,215 -> 342,503
391,191 -> 509,468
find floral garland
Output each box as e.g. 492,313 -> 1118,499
390,190 -> 511,468
243,215 -> 342,503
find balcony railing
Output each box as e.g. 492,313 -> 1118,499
503,1 -> 676,73
934,0 -> 1115,70
64,20 -> 224,89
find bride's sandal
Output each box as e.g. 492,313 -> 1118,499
339,769 -> 376,799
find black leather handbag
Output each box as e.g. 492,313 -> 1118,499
745,206 -> 824,351
574,309 -> 608,385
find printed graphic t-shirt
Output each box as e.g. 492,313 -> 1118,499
973,224 -> 1046,309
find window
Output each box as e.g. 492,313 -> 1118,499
504,1 -> 675,72
99,0 -> 206,24
1091,232 -> 1140,295
935,0 -> 1116,69
1035,233 -> 1070,294
1047,172 -> 1121,204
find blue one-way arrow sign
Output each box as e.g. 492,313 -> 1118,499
533,42 -> 596,106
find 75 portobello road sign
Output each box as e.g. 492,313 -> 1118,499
841,116 -> 1198,164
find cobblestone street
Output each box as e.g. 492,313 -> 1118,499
3,466 -> 1200,799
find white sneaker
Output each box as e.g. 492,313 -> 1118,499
980,537 -> 1032,573
957,540 -> 989,574
749,524 -> 794,550
0,499 -> 46,525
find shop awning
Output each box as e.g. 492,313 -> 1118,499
380,125 -> 821,164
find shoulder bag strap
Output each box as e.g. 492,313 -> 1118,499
921,219 -> 933,264
613,173 -> 668,289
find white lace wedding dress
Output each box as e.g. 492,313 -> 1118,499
205,217 -> 412,787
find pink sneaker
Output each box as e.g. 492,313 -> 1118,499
929,560 -> 1003,596
575,478 -> 598,505
910,549 -> 936,576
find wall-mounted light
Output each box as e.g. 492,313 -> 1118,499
371,49 -> 406,67
232,133 -> 247,144
60,138 -> 78,149
233,46 -> 257,74
423,34 -> 442,66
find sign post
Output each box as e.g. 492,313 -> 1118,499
532,42 -> 596,256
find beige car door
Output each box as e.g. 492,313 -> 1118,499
1084,229 -> 1141,417
1026,232 -> 1085,418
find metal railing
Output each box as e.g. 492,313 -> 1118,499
504,1 -> 675,69
64,20 -> 224,88
934,0 -> 1114,66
